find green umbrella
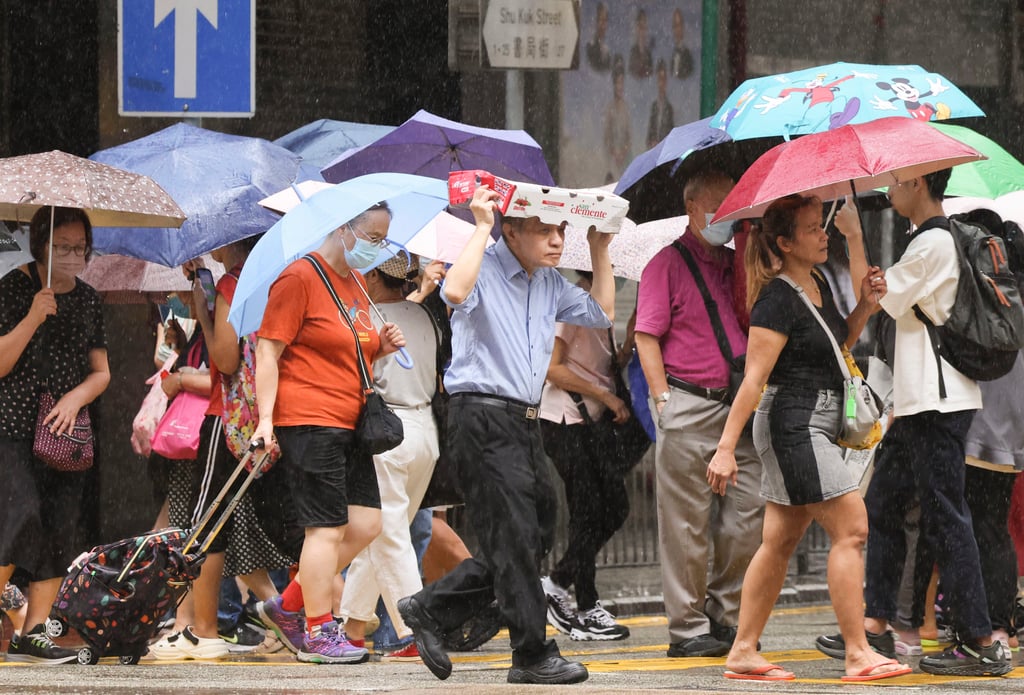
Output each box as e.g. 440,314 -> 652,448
930,123 -> 1024,198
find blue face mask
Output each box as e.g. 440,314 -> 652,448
702,213 -> 735,246
344,236 -> 381,269
166,294 -> 190,319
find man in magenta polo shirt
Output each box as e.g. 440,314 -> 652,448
635,171 -> 765,658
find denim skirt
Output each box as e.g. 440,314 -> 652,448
753,385 -> 860,506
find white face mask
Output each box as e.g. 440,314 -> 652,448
702,212 -> 735,246
52,256 -> 86,278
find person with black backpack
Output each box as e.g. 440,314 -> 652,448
856,168 -> 1012,677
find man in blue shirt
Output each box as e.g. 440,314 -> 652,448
399,185 -> 615,684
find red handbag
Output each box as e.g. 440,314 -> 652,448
33,391 -> 94,472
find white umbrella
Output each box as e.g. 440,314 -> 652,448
0,222 -> 33,279
943,191 -> 1024,224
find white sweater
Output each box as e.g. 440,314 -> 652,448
879,225 -> 982,416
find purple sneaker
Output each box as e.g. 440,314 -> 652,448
256,596 -> 305,654
298,621 -> 369,664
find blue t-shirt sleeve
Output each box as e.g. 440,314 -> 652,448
553,273 -> 611,328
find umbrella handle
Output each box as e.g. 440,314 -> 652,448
350,269 -> 415,370
848,180 -> 873,267
395,347 -> 414,370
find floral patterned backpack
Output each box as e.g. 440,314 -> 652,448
220,331 -> 280,464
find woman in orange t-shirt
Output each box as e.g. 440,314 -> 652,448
252,202 -> 406,664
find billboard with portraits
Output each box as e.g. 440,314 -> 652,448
559,1 -> 702,188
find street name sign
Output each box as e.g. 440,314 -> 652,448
481,0 -> 579,70
119,0 -> 255,117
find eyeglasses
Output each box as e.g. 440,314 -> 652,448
347,223 -> 388,248
53,244 -> 89,257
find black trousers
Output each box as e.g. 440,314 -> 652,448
540,418 -> 629,610
905,465 -> 1020,634
864,409 -> 993,640
415,398 -> 560,667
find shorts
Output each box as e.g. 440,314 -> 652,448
0,437 -> 87,580
275,425 -> 381,527
754,385 -> 859,506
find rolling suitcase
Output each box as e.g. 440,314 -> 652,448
49,446 -> 270,664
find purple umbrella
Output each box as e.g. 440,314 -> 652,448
320,109 -> 555,186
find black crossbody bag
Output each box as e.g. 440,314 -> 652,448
672,241 -> 746,404
303,255 -> 404,454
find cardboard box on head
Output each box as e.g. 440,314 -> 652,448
448,170 -> 630,233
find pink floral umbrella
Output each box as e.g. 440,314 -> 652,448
558,215 -> 689,281
0,150 -> 184,228
0,150 -> 186,286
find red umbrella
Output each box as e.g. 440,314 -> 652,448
712,117 -> 985,223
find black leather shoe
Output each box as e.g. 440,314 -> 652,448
815,630 -> 896,660
397,596 -> 452,680
708,616 -> 760,650
507,655 -> 589,684
667,633 -> 730,657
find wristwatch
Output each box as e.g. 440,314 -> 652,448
654,391 -> 671,405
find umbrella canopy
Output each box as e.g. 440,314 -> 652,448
405,211 -> 482,264
0,222 -> 33,278
711,62 -> 984,141
274,119 -> 396,171
943,191 -> 1024,225
320,109 -> 555,186
228,173 -> 450,336
558,216 -> 689,281
80,253 -> 224,295
614,118 -> 775,224
259,180 -> 483,265
713,117 -> 985,223
89,123 -> 300,267
0,150 -> 184,227
929,123 -> 1024,199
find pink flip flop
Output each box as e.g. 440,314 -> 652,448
724,663 -> 796,681
841,658 -> 914,682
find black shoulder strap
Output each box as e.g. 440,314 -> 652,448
416,301 -> 445,394
913,305 -> 948,399
302,255 -> 374,392
907,219 -> 955,399
672,241 -> 735,362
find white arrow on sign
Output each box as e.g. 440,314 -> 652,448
154,0 -> 219,99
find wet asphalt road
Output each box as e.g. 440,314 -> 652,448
1,605 -> 1022,694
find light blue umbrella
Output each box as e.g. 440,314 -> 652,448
711,62 -> 984,142
274,119 -> 395,171
89,123 -> 300,266
228,173 -> 449,338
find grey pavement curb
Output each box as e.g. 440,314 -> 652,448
606,581 -> 832,619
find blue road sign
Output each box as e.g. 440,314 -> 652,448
119,0 -> 255,117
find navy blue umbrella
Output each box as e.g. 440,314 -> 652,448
615,118 -> 776,224
90,123 -> 300,266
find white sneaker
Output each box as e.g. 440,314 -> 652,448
252,630 -> 285,654
541,576 -> 579,635
149,626 -> 229,660
570,602 -> 630,641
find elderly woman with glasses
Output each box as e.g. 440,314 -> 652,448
251,202 -> 407,664
0,206 -> 110,663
